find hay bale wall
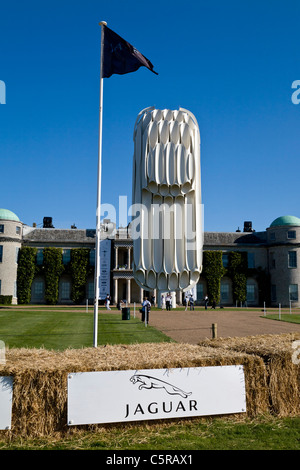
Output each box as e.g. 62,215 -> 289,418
0,343 -> 269,437
1,334 -> 299,437
199,333 -> 300,417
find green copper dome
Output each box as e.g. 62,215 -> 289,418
0,208 -> 20,222
270,215 -> 300,227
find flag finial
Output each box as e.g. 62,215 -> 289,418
99,21 -> 107,26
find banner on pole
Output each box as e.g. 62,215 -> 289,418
98,239 -> 111,300
67,365 -> 246,425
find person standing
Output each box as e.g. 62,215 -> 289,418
166,293 -> 171,311
189,295 -> 194,310
105,294 -> 111,310
142,297 -> 151,324
204,295 -> 209,310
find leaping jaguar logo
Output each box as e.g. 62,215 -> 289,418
130,374 -> 192,398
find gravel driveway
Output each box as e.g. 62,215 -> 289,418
147,308 -> 300,344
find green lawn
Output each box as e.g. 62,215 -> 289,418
1,306 -> 300,450
264,313 -> 300,324
0,415 -> 299,450
0,306 -> 173,350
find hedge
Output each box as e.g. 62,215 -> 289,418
0,295 -> 12,305
43,248 -> 64,304
202,251 -> 225,304
17,247 -> 37,304
70,249 -> 91,304
227,251 -> 247,304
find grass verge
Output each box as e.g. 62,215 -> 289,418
0,307 -> 173,350
264,314 -> 300,324
0,415 -> 299,450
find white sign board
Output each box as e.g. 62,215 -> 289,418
0,341 -> 5,365
67,366 -> 246,426
0,376 -> 13,430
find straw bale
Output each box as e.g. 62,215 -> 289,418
198,333 -> 300,355
198,333 -> 300,417
0,343 -> 268,437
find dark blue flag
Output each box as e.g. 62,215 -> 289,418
102,26 -> 158,78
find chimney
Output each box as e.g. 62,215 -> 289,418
243,221 -> 254,232
43,217 -> 54,228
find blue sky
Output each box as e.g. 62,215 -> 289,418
0,0 -> 299,232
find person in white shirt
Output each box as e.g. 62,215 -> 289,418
166,293 -> 171,311
142,297 -> 151,324
105,294 -> 111,310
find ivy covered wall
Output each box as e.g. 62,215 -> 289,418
17,247 -> 269,306
202,250 -> 269,306
17,247 -> 94,305
17,247 -> 37,304
227,251 -> 248,304
42,248 -> 64,304
69,248 -> 91,304
202,251 -> 225,304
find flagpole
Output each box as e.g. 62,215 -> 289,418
93,20 -> 107,348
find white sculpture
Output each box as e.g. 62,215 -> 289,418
131,107 -> 203,297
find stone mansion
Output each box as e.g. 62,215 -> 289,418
0,208 -> 300,308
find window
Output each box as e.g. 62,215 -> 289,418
270,252 -> 276,268
287,230 -> 296,239
0,246 -> 3,263
288,251 -> 297,268
270,232 -> 276,241
62,249 -> 71,265
61,282 -> 71,300
246,284 -> 255,302
271,284 -> 277,302
36,249 -> 44,265
15,247 -> 20,263
89,249 -> 95,266
196,283 -> 204,300
16,226 -> 21,235
88,282 -> 94,299
247,253 -> 255,269
0,225 -> 4,233
247,279 -> 257,303
289,284 -> 298,302
33,281 -> 44,300
247,285 -> 255,302
222,253 -> 229,268
220,280 -> 230,302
